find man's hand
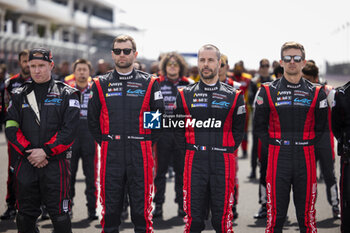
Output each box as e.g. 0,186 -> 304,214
26,148 -> 48,168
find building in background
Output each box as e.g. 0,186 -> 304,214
0,0 -> 139,74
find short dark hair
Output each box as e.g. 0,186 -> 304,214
112,35 -> 136,51
198,44 -> 221,61
281,42 -> 305,60
18,49 -> 29,61
159,52 -> 188,78
72,58 -> 92,72
259,58 -> 270,67
302,61 -> 319,77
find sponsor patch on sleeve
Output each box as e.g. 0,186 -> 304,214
237,105 -> 246,115
69,99 -> 81,108
154,91 -> 163,100
319,99 -> 328,109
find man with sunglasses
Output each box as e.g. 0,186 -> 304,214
88,34 -> 164,233
254,42 -> 328,233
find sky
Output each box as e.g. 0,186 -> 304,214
108,0 -> 350,72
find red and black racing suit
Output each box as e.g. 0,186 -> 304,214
174,80 -> 245,232
4,73 -> 32,211
332,81 -> 350,233
5,78 -> 80,232
88,69 -> 164,233
254,77 -> 328,233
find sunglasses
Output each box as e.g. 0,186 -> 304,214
260,64 -> 269,68
282,55 -> 303,63
220,63 -> 226,68
112,48 -> 134,55
167,61 -> 179,67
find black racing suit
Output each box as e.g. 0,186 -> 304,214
5,78 -> 80,233
69,83 -> 97,216
174,80 -> 246,232
254,77 -> 328,233
153,75 -> 192,208
249,75 -> 274,181
4,73 -> 32,210
88,69 -> 164,233
332,81 -> 350,233
315,84 -> 339,208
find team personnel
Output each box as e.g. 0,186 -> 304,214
152,52 -> 192,218
249,59 -> 274,219
249,59 -> 274,180
332,81 -> 350,233
88,35 -> 164,233
218,54 -> 241,220
231,62 -> 251,158
68,59 -> 98,221
5,48 -> 80,232
302,61 -> 340,218
174,44 -> 246,232
254,42 -> 328,233
1,49 -> 31,220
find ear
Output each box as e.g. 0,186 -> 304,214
134,51 -> 138,59
50,61 -> 55,71
279,59 -> 284,67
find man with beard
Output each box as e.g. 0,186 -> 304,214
1,50 -> 32,220
174,44 -> 246,232
254,42 -> 328,233
88,35 -> 164,233
152,52 -> 193,218
68,59 -> 98,221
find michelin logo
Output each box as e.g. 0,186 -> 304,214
143,110 -> 161,129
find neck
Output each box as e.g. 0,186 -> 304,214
284,73 -> 301,84
202,75 -> 219,85
167,73 -> 179,81
115,66 -> 133,74
219,74 -> 226,82
21,71 -> 30,79
76,81 -> 88,90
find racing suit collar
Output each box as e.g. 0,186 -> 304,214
281,76 -> 303,89
199,79 -> 220,92
113,69 -> 135,81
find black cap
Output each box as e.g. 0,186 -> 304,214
29,48 -> 53,63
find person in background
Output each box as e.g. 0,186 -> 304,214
218,54 -> 241,220
231,62 -> 252,159
1,50 -> 32,221
332,80 -> 350,233
152,52 -> 192,219
302,61 -> 340,219
68,58 -> 98,221
56,61 -> 70,82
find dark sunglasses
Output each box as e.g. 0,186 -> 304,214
220,63 -> 226,68
282,55 -> 303,63
112,48 -> 134,55
260,64 -> 269,68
